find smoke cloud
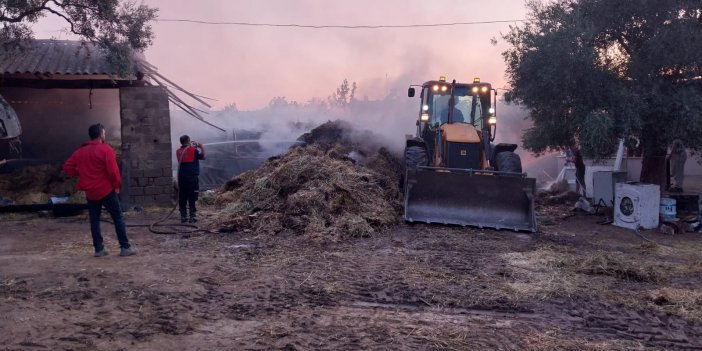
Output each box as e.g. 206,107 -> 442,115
169,64 -> 559,187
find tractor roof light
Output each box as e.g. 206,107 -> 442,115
439,76 -> 446,82
433,85 -> 439,92
489,116 -> 497,124
473,77 -> 481,83
440,85 -> 448,92
489,107 -> 495,114
422,104 -> 429,111
472,86 -> 479,93
481,86 -> 488,93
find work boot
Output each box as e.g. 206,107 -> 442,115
94,249 -> 108,257
119,246 -> 138,257
189,216 -> 198,223
180,216 -> 188,223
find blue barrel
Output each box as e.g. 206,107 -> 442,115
660,197 -> 677,221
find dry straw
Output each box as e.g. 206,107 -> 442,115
210,121 -> 402,241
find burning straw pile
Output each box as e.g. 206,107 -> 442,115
210,120 -> 402,240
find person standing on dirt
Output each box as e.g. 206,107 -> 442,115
63,123 -> 136,257
668,139 -> 687,192
564,147 -> 574,167
176,135 -> 206,223
572,147 -> 586,196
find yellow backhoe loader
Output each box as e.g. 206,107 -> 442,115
404,76 -> 536,232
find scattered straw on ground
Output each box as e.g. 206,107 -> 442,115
208,120 -> 402,241
648,287 -> 702,322
500,247 -> 581,300
574,251 -> 669,283
520,329 -> 642,351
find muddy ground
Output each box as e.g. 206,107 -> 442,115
2,204 -> 702,350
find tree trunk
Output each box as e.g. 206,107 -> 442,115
639,137 -> 667,186
640,155 -> 666,185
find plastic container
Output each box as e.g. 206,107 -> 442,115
49,195 -> 69,205
660,197 -> 677,221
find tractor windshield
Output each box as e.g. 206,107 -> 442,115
422,86 -> 485,130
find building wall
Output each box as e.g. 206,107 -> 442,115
119,87 -> 173,206
0,88 -> 120,161
554,155 -> 702,194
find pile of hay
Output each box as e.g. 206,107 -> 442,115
0,163 -> 83,205
210,120 -> 402,241
0,140 -> 125,206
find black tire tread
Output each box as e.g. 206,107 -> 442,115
495,151 -> 522,173
404,146 -> 428,169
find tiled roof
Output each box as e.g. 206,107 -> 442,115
0,39 -> 139,77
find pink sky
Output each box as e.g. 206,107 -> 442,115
33,0 -> 527,110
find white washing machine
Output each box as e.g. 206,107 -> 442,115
614,183 -> 660,230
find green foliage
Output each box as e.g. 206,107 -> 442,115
580,110 -> 617,158
0,0 -> 157,76
502,0 -> 702,158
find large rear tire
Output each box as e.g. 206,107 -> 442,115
495,151 -> 522,173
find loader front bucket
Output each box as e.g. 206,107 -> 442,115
404,168 -> 537,232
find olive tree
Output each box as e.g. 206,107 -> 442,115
0,0 -> 157,75
503,0 -> 702,184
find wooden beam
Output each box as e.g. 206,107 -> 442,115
169,98 -> 226,132
141,67 -> 212,108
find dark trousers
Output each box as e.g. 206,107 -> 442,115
87,191 -> 130,252
178,176 -> 199,218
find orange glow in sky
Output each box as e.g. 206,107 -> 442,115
31,0 -> 527,110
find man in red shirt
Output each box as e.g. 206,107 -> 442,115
176,135 -> 206,223
64,123 -> 136,257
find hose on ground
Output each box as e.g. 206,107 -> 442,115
634,227 -> 671,247
98,202 -> 211,235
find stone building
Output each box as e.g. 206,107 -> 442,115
0,39 -> 204,207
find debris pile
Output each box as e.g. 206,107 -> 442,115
210,120 -> 402,241
535,182 -> 577,203
534,181 -> 583,223
0,163 -> 84,205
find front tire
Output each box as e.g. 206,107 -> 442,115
402,146 -> 428,190
404,146 -> 428,170
495,151 -> 522,173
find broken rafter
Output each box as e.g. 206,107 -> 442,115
168,98 -> 225,132
139,62 -> 212,108
163,85 -> 208,119
134,60 -> 224,132
146,73 -> 213,115
163,86 -> 210,115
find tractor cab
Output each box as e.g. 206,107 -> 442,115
409,76 -> 496,142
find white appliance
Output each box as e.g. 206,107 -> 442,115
593,171 -> 628,207
614,183 -> 660,230
585,166 -> 613,198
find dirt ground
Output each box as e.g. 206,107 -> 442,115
2,204 -> 702,350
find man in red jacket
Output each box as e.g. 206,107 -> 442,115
64,123 -> 136,257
